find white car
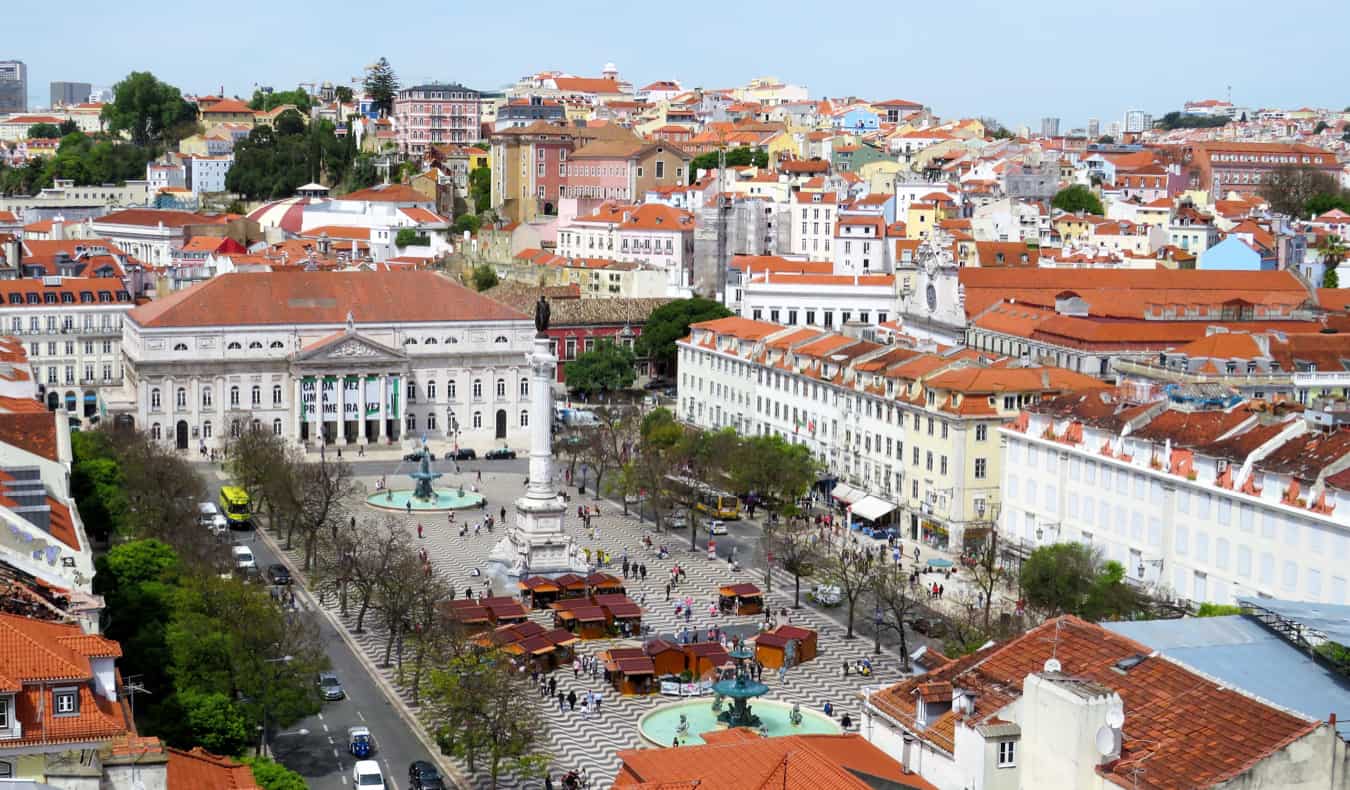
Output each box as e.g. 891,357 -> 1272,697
707,520 -> 728,536
353,760 -> 385,788
231,545 -> 256,571
810,584 -> 843,606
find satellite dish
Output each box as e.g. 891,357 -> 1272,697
1095,725 -> 1121,757
1044,657 -> 1062,673
1106,706 -> 1125,728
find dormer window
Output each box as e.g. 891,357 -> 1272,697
53,687 -> 79,716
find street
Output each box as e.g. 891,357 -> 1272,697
193,464 -> 435,790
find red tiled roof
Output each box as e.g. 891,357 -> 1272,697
167,746 -> 262,789
129,271 -> 527,328
340,183 -> 429,203
0,411 -> 59,461
95,209 -> 225,229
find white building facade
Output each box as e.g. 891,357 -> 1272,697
114,270 -> 537,453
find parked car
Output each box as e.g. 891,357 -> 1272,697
408,760 -> 446,790
348,726 -> 375,758
352,760 -> 385,788
643,377 -> 671,391
198,501 -> 222,528
809,584 -> 842,606
317,672 -> 345,701
911,617 -> 949,638
230,546 -> 256,573
484,447 -> 516,460
706,520 -> 728,536
403,450 -> 437,462
266,564 -> 291,585
452,448 -> 476,460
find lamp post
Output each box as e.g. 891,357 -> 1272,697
258,655 -> 293,759
873,605 -> 883,655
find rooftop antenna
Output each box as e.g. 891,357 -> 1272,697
1041,619 -> 1064,673
119,674 -> 152,722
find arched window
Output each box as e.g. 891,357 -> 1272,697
150,388 -> 161,409
251,386 -> 261,406
426,381 -> 437,400
472,411 -> 482,429
202,387 -> 213,407
424,337 -> 438,345
494,335 -> 509,344
173,342 -> 188,351
406,414 -> 416,430
472,379 -> 483,399
405,337 -> 418,345
520,378 -> 529,397
230,386 -> 240,407
520,409 -> 529,427
448,380 -> 456,400
251,418 -> 261,432
175,388 -> 187,408
202,420 -> 212,439
151,423 -> 161,440
227,341 -> 242,350
272,385 -> 282,405
230,420 -> 241,438
248,341 -> 263,350
269,340 -> 284,349
272,419 -> 283,436
445,336 -> 458,344
496,378 -> 506,398
428,412 -> 438,430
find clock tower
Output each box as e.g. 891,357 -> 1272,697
895,231 -> 966,345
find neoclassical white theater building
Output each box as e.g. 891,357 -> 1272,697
111,270 -> 537,452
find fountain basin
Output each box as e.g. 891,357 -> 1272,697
638,699 -> 841,746
366,488 -> 485,512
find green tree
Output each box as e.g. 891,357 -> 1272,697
364,57 -> 400,117
469,166 -> 492,211
226,116 -> 353,200
249,88 -> 313,115
564,341 -> 637,394
471,264 -> 499,291
452,213 -> 481,235
1097,135 -> 1116,144
58,119 -> 79,136
334,86 -> 354,104
101,71 -> 197,147
243,757 -> 309,790
1314,121 -> 1329,134
40,132 -> 150,188
1305,192 -> 1350,217
1051,184 -> 1104,215
395,228 -> 429,247
633,297 -> 731,374
1019,543 -> 1141,620
978,117 -> 1014,139
0,157 -> 50,195
688,146 -> 769,182
1196,603 -> 1243,617
27,122 -> 60,139
177,690 -> 251,755
620,407 -> 685,531
1325,267 -> 1340,289
1154,111 -> 1227,131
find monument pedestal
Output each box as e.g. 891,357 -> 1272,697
488,330 -> 587,577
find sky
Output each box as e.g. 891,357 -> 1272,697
8,0 -> 1347,130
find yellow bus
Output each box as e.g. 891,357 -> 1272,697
668,475 -> 742,520
219,486 -> 251,527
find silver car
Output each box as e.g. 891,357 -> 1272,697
317,672 -> 345,701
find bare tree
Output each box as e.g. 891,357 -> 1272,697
371,537 -> 424,668
873,564 -> 922,671
764,515 -> 820,607
820,542 -> 880,639
406,571 -> 454,701
345,518 -> 406,633
107,429 -> 209,566
294,457 -> 356,571
579,405 -> 638,505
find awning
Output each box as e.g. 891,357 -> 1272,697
851,496 -> 897,522
831,483 -> 863,504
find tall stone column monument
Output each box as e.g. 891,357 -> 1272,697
488,296 -> 587,577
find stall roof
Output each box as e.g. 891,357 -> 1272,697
831,483 -> 863,504
555,573 -> 587,588
720,583 -> 763,598
645,638 -> 682,655
615,657 -> 656,675
851,495 -> 898,522
605,602 -> 643,619
571,605 -> 608,622
586,573 -> 625,587
520,576 -> 561,592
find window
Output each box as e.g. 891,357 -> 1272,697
0,696 -> 7,728
251,386 -> 261,406
496,378 -> 506,398
426,381 -> 437,400
176,388 -> 187,409
976,424 -> 988,441
273,385 -> 282,405
273,418 -> 283,436
520,378 -> 529,397
473,379 -> 483,399
54,688 -> 78,716
151,423 -> 161,440
406,414 -> 416,430
202,420 -> 212,439
521,409 -> 529,427
974,458 -> 987,479
997,740 -> 1016,768
230,386 -> 240,407
202,387 -> 213,407
655,161 -> 665,179
472,411 -> 482,429
448,380 -> 457,400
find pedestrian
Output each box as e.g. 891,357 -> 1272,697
337,447 -> 342,460
557,691 -> 565,712
685,606 -> 692,623
640,564 -> 648,581
567,690 -> 577,711
548,676 -> 557,695
417,522 -> 424,539
358,443 -> 365,457
477,469 -> 482,482
939,583 -> 945,599
500,506 -> 506,522
573,658 -> 580,678
545,773 -> 554,790
824,701 -> 834,717
842,661 -> 849,678
406,501 -> 412,516
665,583 -> 671,601
841,713 -> 852,729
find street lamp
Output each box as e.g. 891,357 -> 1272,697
1137,558 -> 1163,580
873,605 -> 883,656
259,655 -> 294,759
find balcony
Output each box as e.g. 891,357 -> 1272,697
1111,359 -> 1293,388
1292,371 -> 1350,389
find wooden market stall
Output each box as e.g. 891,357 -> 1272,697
550,599 -> 610,639
554,573 -> 589,600
683,641 -> 732,677
718,583 -> 764,615
518,576 -> 562,609
643,639 -> 687,677
593,593 -> 643,636
754,625 -> 819,669
439,599 -> 492,633
586,572 -> 626,596
480,596 -> 530,625
600,648 -> 657,695
477,621 -> 546,650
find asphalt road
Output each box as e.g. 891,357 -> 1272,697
194,466 -> 434,790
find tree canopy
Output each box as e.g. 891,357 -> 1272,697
1051,184 -> 1104,215
1154,111 -> 1228,131
334,85 -> 354,104
1019,543 -> 1142,621
364,57 -> 400,117
471,264 -> 499,291
249,88 -> 313,115
469,166 -> 492,212
564,340 -> 637,394
27,122 -> 60,139
226,115 -> 355,200
1260,165 -> 1342,218
100,71 -> 197,147
688,146 -> 768,182
633,297 -> 731,373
